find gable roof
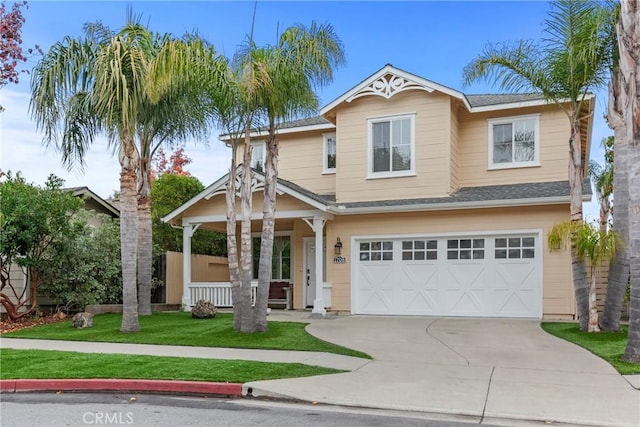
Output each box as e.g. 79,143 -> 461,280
321,64 -> 470,115
63,186 -> 120,218
320,64 -> 594,118
162,168 -> 334,225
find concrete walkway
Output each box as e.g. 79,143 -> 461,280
2,312 -> 639,427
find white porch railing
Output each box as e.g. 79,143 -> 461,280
188,282 -> 257,307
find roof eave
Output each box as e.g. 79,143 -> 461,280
330,195 -> 589,215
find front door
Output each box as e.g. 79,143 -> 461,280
304,239 -> 316,307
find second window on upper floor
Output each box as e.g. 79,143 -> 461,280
251,141 -> 266,172
323,133 -> 336,173
488,114 -> 540,169
368,114 -> 415,178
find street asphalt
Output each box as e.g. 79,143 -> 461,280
1,311 -> 639,427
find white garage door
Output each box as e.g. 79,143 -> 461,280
353,232 -> 542,318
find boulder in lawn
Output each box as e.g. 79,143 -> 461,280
72,312 -> 93,328
191,299 -> 217,319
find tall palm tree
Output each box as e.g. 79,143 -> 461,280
233,23 -> 345,332
30,21 -> 218,331
601,72 -> 630,331
463,0 -> 613,331
619,1 -> 640,364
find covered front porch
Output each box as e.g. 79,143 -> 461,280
162,172 -> 335,315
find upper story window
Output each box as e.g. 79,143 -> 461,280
323,133 -> 336,173
368,114 -> 415,178
488,114 -> 540,169
251,141 -> 265,172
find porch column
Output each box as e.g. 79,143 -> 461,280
182,224 -> 193,311
312,216 -> 326,316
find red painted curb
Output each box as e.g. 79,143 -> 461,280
0,379 -> 242,396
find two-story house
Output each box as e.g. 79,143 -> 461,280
164,64 -> 593,320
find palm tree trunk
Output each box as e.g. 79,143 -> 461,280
226,146 -> 242,331
568,115 -> 589,331
238,123 -> 255,332
621,0 -> 640,363
137,194 -> 153,316
588,266 -> 600,332
602,71 -> 629,331
119,138 -> 141,333
254,128 -> 278,332
137,155 -> 153,316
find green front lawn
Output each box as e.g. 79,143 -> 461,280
0,349 -> 342,382
3,312 -> 371,359
541,323 -> 640,375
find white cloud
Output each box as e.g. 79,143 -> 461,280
0,87 -> 231,198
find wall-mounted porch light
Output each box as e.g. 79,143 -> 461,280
334,237 -> 343,255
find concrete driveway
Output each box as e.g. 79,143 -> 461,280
246,315 -> 640,427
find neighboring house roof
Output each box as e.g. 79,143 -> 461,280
63,187 -> 120,218
163,169 -> 591,224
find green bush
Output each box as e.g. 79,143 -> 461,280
40,211 -> 122,311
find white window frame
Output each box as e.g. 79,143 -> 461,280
322,132 -> 336,174
250,231 -> 293,281
367,113 -> 416,179
487,114 -> 540,170
250,141 -> 266,171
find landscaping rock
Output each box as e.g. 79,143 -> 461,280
191,300 -> 217,319
72,312 -> 94,328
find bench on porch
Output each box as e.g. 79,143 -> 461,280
268,281 -> 292,310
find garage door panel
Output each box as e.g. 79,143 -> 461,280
354,233 -> 541,318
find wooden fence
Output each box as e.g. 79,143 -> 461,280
164,251 -> 229,305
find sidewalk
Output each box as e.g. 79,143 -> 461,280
2,313 -> 639,427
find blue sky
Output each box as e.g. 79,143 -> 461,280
1,1 -> 609,220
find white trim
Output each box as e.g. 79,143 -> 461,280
250,232 -> 293,281
162,169 -> 334,224
322,132 -> 337,174
303,237 -> 315,307
351,228 -> 543,241
333,194 -> 590,215
469,94 -> 595,113
487,114 -> 540,170
161,174 -> 230,224
182,209 -> 334,225
250,140 -> 266,171
367,113 -> 416,178
219,122 -> 336,141
321,65 -> 471,115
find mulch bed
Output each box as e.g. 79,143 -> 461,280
0,313 -> 68,335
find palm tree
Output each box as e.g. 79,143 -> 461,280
463,0 -> 613,331
30,21 -> 218,331
548,220 -> 618,332
618,1 -> 640,364
588,138 -> 613,234
233,23 -> 345,332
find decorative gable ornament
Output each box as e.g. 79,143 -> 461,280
346,72 -> 434,103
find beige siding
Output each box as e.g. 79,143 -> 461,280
450,103 -> 460,191
182,192 -> 316,220
165,251 -> 229,305
334,91 -> 452,203
458,106 -> 570,187
278,132 -> 336,195
236,131 -> 336,196
324,205 -> 574,318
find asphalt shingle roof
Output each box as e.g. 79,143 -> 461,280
465,93 -> 546,108
271,178 -> 591,211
